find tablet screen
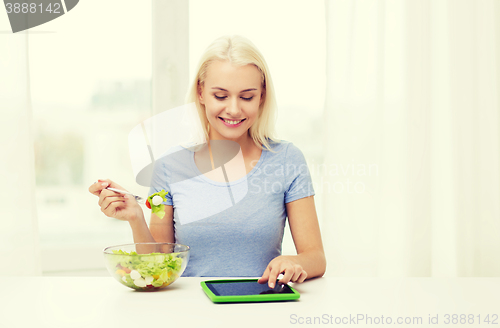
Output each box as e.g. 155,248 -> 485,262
205,281 -> 294,296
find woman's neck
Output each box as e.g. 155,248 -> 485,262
208,130 -> 258,155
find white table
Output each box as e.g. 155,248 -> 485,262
2,277 -> 500,327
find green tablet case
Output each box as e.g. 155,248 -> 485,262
200,278 -> 300,303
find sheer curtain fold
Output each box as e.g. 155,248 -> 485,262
323,0 -> 500,277
0,32 -> 41,276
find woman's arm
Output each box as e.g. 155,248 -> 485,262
128,214 -> 156,244
258,196 -> 326,287
148,205 -> 175,243
129,206 -> 174,253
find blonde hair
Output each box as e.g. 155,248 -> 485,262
185,35 -> 279,151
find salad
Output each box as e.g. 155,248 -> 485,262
109,249 -> 183,290
145,189 -> 168,219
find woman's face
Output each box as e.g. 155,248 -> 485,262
198,60 -> 264,142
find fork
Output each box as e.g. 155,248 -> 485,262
106,187 -> 146,204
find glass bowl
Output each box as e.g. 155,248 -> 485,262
103,243 -> 190,291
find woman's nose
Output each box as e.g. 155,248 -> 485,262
225,98 -> 242,117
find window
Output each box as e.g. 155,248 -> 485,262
30,0 -> 152,275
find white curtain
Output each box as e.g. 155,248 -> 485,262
0,31 -> 42,276
323,0 -> 500,277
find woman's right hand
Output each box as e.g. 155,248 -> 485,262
88,179 -> 143,222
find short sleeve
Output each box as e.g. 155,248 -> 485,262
284,143 -> 315,203
148,156 -> 173,206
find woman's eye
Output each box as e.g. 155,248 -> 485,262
241,97 -> 253,101
214,95 -> 227,100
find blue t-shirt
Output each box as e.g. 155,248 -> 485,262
148,140 -> 314,277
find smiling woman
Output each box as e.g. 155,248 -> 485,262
89,35 -> 327,287
199,61 -> 263,141
187,35 -> 278,153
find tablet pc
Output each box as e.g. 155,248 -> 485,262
200,278 -> 300,303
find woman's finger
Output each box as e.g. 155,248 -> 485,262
267,265 -> 283,288
98,188 -> 127,206
101,200 -> 126,218
290,265 -> 303,282
98,179 -> 126,191
88,180 -> 109,196
278,265 -> 294,285
100,194 -> 125,211
297,270 -> 308,283
98,188 -> 113,206
257,266 -> 271,285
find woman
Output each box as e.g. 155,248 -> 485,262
89,35 -> 326,288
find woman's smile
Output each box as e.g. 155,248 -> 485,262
218,117 -> 246,127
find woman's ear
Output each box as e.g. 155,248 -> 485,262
259,89 -> 266,105
198,84 -> 205,105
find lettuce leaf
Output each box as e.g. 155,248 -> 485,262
148,189 -> 169,219
109,249 -> 183,289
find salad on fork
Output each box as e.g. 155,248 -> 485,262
107,187 -> 169,219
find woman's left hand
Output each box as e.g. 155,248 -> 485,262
257,255 -> 308,288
